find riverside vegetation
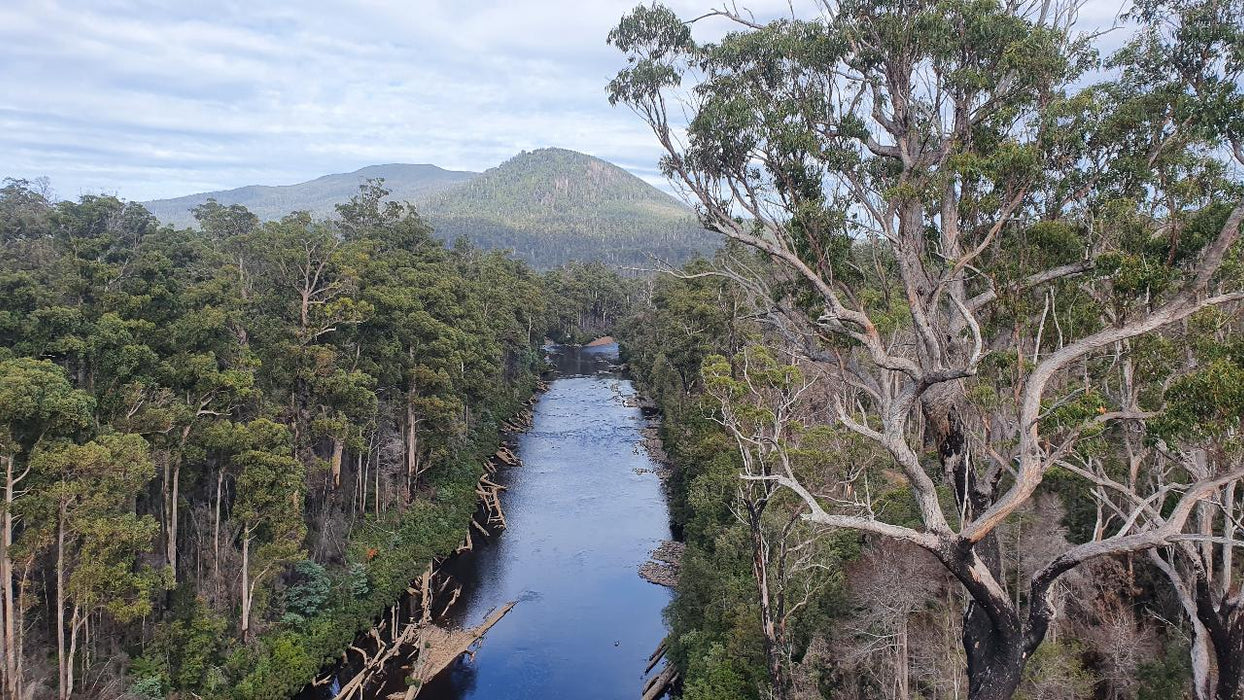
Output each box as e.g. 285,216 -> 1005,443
1,0 -> 1242,696
610,0 -> 1244,698
0,179 -> 628,699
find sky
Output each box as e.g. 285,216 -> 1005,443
1,0 -> 1130,203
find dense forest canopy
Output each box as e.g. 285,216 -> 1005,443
0,178 -> 630,699
2,0 -> 1242,697
611,0 -> 1244,698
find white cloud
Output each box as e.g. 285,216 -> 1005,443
1,0 -> 1133,202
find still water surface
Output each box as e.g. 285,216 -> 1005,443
418,343 -> 672,699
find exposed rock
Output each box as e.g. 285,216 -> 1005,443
639,540 -> 685,588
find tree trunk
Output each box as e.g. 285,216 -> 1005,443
939,541 -> 1030,700
1206,612 -> 1244,700
1215,640 -> 1243,700
896,615 -> 910,700
240,531 -> 251,641
166,460 -> 180,579
406,398 -> 419,499
65,606 -> 80,700
214,469 -> 224,587
962,605 -> 1027,700
330,438 -> 344,489
747,507 -> 788,700
927,401 -> 1030,700
0,455 -> 18,700
56,502 -> 68,700
1192,618 -> 1214,700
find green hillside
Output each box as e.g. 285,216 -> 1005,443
422,147 -> 716,268
142,163 -> 477,227
140,149 -> 718,269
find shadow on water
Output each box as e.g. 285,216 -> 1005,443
410,342 -> 673,700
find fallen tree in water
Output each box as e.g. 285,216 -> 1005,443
398,601 -> 518,698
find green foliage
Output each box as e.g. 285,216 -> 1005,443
0,177 -> 572,697
1016,640 -> 1096,699
422,148 -> 716,269
543,261 -> 636,342
127,675 -> 167,700
282,560 -> 331,623
144,597 -> 230,693
1137,639 -> 1194,700
681,640 -> 754,700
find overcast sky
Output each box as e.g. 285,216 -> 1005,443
2,0 -> 1130,202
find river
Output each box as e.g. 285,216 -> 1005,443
415,342 -> 673,699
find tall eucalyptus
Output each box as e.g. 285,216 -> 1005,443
609,1 -> 1244,697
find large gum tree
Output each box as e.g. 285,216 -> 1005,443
609,0 -> 1244,697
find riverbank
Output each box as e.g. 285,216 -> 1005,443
418,342 -> 673,699
293,381 -> 549,700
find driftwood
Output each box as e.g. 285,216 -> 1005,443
476,475 -> 507,529
642,637 -> 678,700
642,663 -> 678,700
331,611 -> 424,700
404,602 -> 518,698
494,446 -> 520,466
645,638 -> 667,675
440,585 -> 462,618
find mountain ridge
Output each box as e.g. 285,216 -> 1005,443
143,163 -> 478,227
142,148 -> 716,268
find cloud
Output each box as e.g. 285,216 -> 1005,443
1,0 -> 1130,202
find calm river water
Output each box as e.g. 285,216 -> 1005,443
418,342 -> 673,699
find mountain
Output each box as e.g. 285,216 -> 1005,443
142,148 -> 718,269
420,148 -> 716,269
142,163 -> 478,228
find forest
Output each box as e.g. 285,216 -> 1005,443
610,0 -> 1244,698
419,148 -> 718,270
0,178 -> 616,699
1,0 -> 1242,696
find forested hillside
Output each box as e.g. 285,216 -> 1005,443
0,178 -> 610,699
142,149 -> 717,270
421,148 -> 716,268
143,164 -> 478,228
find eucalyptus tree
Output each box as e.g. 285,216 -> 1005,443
609,0 -> 1244,697
28,433 -> 160,700
231,420 -> 306,642
0,359 -> 93,700
702,346 -> 844,698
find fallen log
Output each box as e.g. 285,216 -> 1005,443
642,663 -> 678,700
332,616 -> 422,700
479,476 -> 506,491
645,638 -> 667,675
470,518 -> 490,537
405,601 -> 518,698
495,446 -> 520,466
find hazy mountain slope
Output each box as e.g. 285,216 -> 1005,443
143,163 -> 478,228
141,148 -> 718,269
420,147 -> 716,268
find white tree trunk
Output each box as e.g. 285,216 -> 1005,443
240,531 -> 251,641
